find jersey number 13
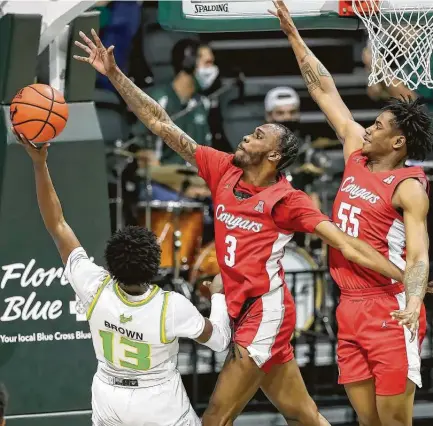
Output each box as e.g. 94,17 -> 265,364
99,330 -> 151,371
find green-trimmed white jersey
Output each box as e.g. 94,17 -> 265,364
65,247 -> 206,385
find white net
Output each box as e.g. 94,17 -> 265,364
353,0 -> 433,90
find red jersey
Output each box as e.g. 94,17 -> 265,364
329,149 -> 428,290
195,146 -> 329,318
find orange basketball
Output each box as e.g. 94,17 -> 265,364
10,84 -> 69,143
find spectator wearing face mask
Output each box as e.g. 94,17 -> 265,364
265,86 -> 301,131
264,86 -> 322,185
132,39 -> 217,165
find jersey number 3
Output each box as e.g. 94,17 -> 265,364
336,202 -> 361,238
224,235 -> 237,267
99,330 -> 151,371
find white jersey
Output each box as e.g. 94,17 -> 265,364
65,247 -> 207,387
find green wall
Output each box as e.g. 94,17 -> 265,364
0,104 -> 110,424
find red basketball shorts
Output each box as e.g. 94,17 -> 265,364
233,285 -> 296,373
337,284 -> 426,396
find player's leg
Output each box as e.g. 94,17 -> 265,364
337,298 -> 378,425
203,287 -> 290,425
362,293 -> 427,426
202,345 -> 266,426
376,380 -> 416,426
339,345 -> 379,426
344,380 -> 381,426
91,375 -> 122,426
255,285 -> 328,425
130,371 -> 201,426
260,359 -> 330,425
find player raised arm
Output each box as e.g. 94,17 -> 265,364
269,0 -> 365,160
73,29 -> 198,165
13,130 -> 80,265
390,179 -> 430,339
314,221 -> 404,283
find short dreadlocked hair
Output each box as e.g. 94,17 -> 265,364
273,123 -> 300,171
0,383 -> 7,421
104,226 -> 161,287
383,96 -> 433,161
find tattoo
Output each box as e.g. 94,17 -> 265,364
299,42 -> 313,63
109,70 -> 198,165
297,40 -> 331,93
317,63 -> 331,77
300,62 -> 321,92
404,260 -> 428,299
300,52 -> 311,63
158,123 -> 198,165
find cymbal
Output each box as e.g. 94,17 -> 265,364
177,168 -> 199,176
293,163 -> 324,175
311,138 -> 341,149
137,165 -> 206,191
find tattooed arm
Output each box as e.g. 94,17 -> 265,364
396,179 -> 430,300
72,29 -> 198,165
108,69 -> 198,165
391,178 -> 429,339
270,1 -> 365,160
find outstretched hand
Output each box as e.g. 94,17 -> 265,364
390,297 -> 422,343
12,127 -> 49,164
202,274 -> 224,296
268,0 -> 298,37
73,29 -> 117,76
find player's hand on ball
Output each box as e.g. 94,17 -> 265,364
268,0 -> 298,37
203,274 -> 224,296
390,296 -> 422,342
12,127 -> 49,163
73,29 -> 117,76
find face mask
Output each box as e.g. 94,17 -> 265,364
195,65 -> 219,90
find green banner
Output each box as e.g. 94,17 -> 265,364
0,103 -> 110,421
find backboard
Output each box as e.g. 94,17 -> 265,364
0,0 -> 98,92
158,0 -> 362,32
0,0 -> 97,53
159,0 -> 433,33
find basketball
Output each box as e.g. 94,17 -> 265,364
10,84 -> 69,143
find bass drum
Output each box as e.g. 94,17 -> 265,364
137,200 -> 204,271
190,241 -> 219,286
281,246 -> 324,334
190,242 -> 323,333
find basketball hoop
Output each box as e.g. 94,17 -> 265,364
350,0 -> 433,90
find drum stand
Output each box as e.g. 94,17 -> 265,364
167,173 -> 194,298
299,269 -> 337,379
305,267 -> 337,343
110,139 -> 135,231
136,158 -> 153,230
313,304 -> 336,341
